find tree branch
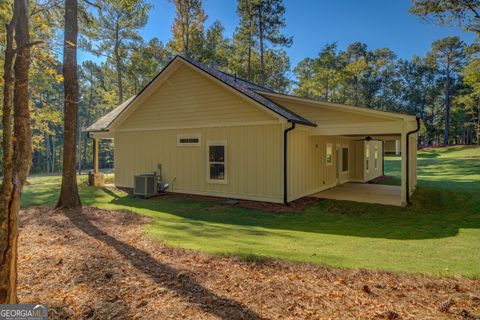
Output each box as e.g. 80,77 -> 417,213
82,0 -> 101,9
13,40 -> 44,54
463,0 -> 480,18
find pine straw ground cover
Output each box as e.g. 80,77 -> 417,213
18,207 -> 480,320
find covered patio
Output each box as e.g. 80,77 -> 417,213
260,92 -> 420,207
312,183 -> 402,206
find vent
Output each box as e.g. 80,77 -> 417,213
133,174 -> 157,197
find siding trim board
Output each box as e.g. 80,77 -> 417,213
115,120 -> 280,132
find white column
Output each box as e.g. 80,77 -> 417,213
395,139 -> 401,155
400,129 -> 407,206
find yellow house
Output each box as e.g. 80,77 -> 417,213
87,56 -> 419,207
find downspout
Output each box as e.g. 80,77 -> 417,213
406,116 -> 420,205
283,122 -> 296,205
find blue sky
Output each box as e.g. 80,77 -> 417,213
79,0 -> 476,67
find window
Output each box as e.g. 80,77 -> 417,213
177,133 -> 201,146
207,141 -> 226,183
365,145 -> 370,171
374,146 -> 378,170
326,144 -> 333,165
342,147 -> 349,172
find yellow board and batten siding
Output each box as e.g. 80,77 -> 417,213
115,125 -> 284,202
114,64 -> 285,203
117,64 -> 275,130
286,129 -> 358,201
112,62 -> 394,204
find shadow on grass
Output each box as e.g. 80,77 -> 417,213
64,208 -> 264,320
105,186 -> 480,241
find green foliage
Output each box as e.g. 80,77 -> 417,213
410,0 -> 480,36
200,21 -> 230,69
294,38 -> 478,144
21,146 -> 480,278
168,0 -> 207,59
82,0 -> 152,102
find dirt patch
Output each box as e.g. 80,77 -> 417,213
118,187 -> 319,212
18,207 -> 480,319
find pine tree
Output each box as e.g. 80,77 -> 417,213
201,21 -> 230,68
430,36 -> 466,144
168,0 -> 206,59
254,0 -> 292,85
56,0 -> 81,208
83,0 -> 151,103
0,0 -> 33,303
236,0 -> 258,80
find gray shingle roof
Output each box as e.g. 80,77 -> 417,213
86,56 -> 316,132
183,57 -> 315,126
85,96 -> 136,132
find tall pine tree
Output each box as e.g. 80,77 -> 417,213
83,0 -> 151,103
168,0 -> 206,59
254,0 -> 292,85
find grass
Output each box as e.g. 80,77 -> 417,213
21,146 -> 480,278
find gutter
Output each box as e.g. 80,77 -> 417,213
283,122 -> 296,205
405,116 -> 421,205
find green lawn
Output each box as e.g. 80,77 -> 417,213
22,146 -> 480,278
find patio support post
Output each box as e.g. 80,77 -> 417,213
93,138 -> 99,174
400,128 -> 407,207
395,139 -> 400,155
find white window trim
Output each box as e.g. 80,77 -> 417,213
206,140 -> 227,184
374,146 -> 379,170
326,143 -> 333,166
177,133 -> 201,146
341,145 -> 349,173
365,145 -> 370,172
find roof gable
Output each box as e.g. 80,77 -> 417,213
87,56 -> 315,132
257,91 -> 416,122
117,63 -> 278,130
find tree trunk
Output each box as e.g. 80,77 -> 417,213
443,72 -> 450,145
258,4 -> 265,86
247,6 -> 252,81
77,117 -> 82,174
56,0 -> 81,209
247,33 -> 252,81
0,0 -> 32,303
0,1 -> 18,304
45,134 -> 50,172
51,135 -> 55,173
82,86 -> 93,169
325,77 -> 329,101
185,18 -> 189,58
114,20 -> 123,103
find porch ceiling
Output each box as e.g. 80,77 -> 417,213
312,183 -> 402,207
